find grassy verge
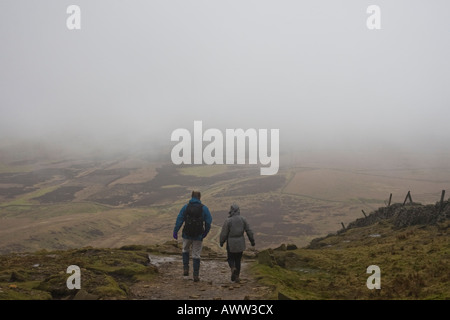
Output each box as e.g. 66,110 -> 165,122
0,245 -> 165,300
250,219 -> 450,300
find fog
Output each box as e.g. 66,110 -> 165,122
1,1 -> 449,161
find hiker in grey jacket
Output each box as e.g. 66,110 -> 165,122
219,203 -> 255,283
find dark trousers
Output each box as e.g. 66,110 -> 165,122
227,250 -> 243,274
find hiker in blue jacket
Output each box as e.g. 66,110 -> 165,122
173,191 -> 212,282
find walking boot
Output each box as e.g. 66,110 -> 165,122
234,269 -> 240,283
230,267 -> 237,282
193,258 -> 200,282
182,252 -> 189,276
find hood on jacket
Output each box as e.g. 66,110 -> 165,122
189,197 -> 202,204
228,203 -> 240,217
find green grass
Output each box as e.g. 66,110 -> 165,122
0,281 -> 52,300
0,201 -> 109,219
0,246 -> 160,300
0,186 -> 59,207
161,184 -> 183,188
91,275 -> 128,298
250,220 -> 450,300
0,162 -> 32,174
178,165 -> 229,177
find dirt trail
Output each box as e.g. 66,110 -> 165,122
130,253 -> 272,300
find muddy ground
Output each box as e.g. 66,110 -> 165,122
130,253 -> 272,300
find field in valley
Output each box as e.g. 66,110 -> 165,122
1,147 -> 449,254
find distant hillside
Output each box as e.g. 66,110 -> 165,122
251,200 -> 450,299
3,148 -> 450,253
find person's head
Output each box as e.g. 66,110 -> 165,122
191,191 -> 201,200
229,203 -> 240,216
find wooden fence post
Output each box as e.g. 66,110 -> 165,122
439,190 -> 446,213
403,191 -> 412,205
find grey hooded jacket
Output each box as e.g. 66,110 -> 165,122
219,204 -> 255,253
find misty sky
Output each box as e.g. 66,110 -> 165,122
1,0 -> 449,153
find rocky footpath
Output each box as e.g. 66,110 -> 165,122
130,250 -> 272,300
0,241 -> 272,300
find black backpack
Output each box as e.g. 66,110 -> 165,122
183,203 -> 204,237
